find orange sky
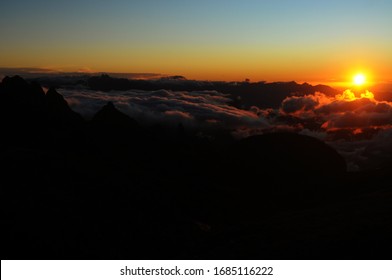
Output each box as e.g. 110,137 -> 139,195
0,1 -> 391,84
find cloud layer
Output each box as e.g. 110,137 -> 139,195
60,87 -> 392,171
60,88 -> 267,129
267,90 -> 392,170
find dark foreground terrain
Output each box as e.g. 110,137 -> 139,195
1,76 -> 391,259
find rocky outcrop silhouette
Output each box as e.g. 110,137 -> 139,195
0,76 -> 84,148
92,101 -> 138,128
0,75 -> 46,113
46,87 -> 84,128
91,101 -> 141,140
89,101 -> 147,158
0,76 -> 47,146
0,76 -> 83,126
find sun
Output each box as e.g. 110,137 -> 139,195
353,74 -> 366,86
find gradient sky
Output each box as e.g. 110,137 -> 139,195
1,0 -> 391,82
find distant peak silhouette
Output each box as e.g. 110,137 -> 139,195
92,101 -> 139,128
106,101 -> 115,109
46,87 -> 73,111
45,86 -> 84,127
1,75 -> 39,98
46,86 -> 63,99
2,75 -> 29,87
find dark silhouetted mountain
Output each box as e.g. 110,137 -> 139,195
88,74 -> 131,91
1,75 -> 30,93
89,101 -> 145,151
92,101 -> 139,128
160,75 -> 187,80
0,75 -> 46,110
0,76 -> 84,148
26,74 -> 90,88
228,132 -> 346,175
46,87 -> 84,128
85,75 -> 339,109
216,132 -> 348,219
227,81 -> 339,109
0,76 -> 48,146
1,75 -> 391,260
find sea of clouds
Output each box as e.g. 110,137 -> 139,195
59,87 -> 392,171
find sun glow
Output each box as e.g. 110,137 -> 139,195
353,74 -> 366,86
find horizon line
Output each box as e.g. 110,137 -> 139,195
1,66 -> 391,87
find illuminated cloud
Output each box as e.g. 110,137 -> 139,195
236,89 -> 392,170
277,90 -> 392,131
281,95 -> 319,114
